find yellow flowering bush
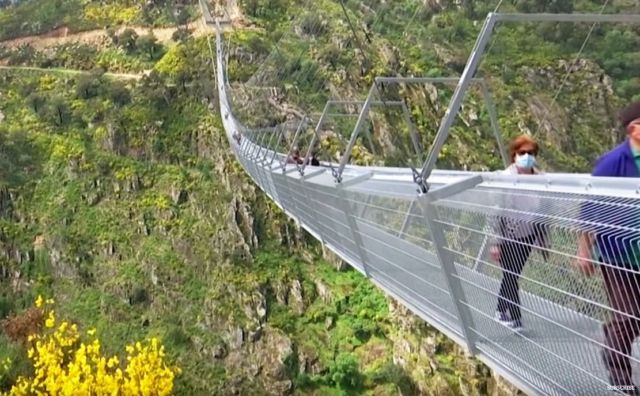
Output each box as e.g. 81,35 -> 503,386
2,296 -> 180,395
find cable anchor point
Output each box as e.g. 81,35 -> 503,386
410,166 -> 428,194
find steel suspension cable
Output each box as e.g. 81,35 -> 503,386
534,0 -> 611,136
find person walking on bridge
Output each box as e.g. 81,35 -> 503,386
576,102 -> 640,394
490,134 -> 548,332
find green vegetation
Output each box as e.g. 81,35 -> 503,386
1,0 -> 638,394
0,29 -> 168,74
228,0 -> 638,173
0,0 -> 198,40
0,25 -> 482,393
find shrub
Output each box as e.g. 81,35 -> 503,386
300,14 -> 327,37
327,352 -> 363,390
1,308 -> 42,345
1,296 -> 181,395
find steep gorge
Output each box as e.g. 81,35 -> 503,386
1,0 -> 638,394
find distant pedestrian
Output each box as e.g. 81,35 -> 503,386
287,147 -> 303,165
232,131 -> 242,145
490,134 -> 548,332
310,151 -> 320,166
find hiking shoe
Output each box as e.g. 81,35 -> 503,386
495,311 -> 523,332
494,311 -> 510,324
607,384 -> 639,395
506,319 -> 524,332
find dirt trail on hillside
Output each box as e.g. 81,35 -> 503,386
0,0 -> 251,51
0,65 -> 141,79
0,25 -> 212,51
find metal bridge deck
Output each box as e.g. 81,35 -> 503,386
203,4 -> 640,394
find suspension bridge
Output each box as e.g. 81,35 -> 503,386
200,1 -> 640,394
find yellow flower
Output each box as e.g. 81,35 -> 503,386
35,295 -> 44,309
45,311 -> 55,328
4,299 -> 180,395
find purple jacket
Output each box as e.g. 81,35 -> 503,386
592,139 -> 639,178
584,139 -> 640,266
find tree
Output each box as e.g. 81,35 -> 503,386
118,28 -> 138,53
195,78 -> 216,103
108,83 -> 131,107
26,93 -> 46,113
319,44 -> 341,69
4,298 -> 180,394
515,0 -> 573,13
141,71 -> 173,108
47,97 -> 71,127
172,28 -> 191,43
136,33 -> 160,60
8,44 -> 36,65
76,75 -> 101,99
175,71 -> 190,92
106,27 -> 118,45
241,0 -> 260,17
175,7 -> 190,28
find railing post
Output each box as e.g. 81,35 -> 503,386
335,82 -> 379,183
262,126 -> 280,162
281,117 -> 307,171
401,100 -> 423,164
418,175 -> 483,355
298,172 -> 325,244
397,200 -> 416,238
300,101 -> 332,176
336,181 -> 372,277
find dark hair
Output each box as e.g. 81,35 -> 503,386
509,134 -> 539,163
620,102 -> 640,130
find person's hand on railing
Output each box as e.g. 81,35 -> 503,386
574,254 -> 595,276
489,245 -> 500,263
537,242 -> 550,262
574,234 -> 596,276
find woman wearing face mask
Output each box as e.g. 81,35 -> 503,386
489,134 -> 547,332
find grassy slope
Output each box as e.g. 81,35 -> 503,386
230,0 -> 638,173
0,0 -> 198,41
1,0 -> 639,394
0,32 -> 482,395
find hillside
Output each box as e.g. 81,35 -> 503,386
0,0 -> 639,394
0,0 -> 198,41
226,0 -> 638,172
0,46 -> 496,396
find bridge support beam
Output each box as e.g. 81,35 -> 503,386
418,13 -> 497,191
419,175 -> 484,355
479,81 -> 509,167
335,83 -> 379,183
280,117 -> 307,172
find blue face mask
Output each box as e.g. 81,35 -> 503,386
515,153 -> 536,169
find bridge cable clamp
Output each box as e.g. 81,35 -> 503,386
330,164 -> 342,184
410,166 -> 428,194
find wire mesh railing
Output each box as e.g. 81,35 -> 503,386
204,3 -> 640,394
234,129 -> 640,395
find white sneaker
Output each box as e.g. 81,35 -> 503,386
494,311 -> 510,324
506,319 -> 524,332
495,311 -> 523,332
